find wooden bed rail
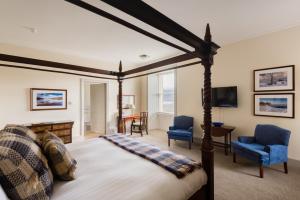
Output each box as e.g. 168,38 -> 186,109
0,63 -> 117,80
101,0 -> 205,49
123,61 -> 202,80
117,61 -> 124,133
123,52 -> 199,76
201,24 -> 217,200
64,0 -> 191,53
0,53 -> 115,76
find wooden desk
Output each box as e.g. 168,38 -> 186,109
24,120 -> 74,144
120,114 -> 140,133
201,125 -> 235,155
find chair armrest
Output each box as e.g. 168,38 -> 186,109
169,126 -> 175,130
131,119 -> 135,125
188,127 -> 193,133
265,145 -> 288,162
238,136 -> 255,144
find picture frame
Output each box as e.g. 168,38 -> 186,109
30,88 -> 67,111
253,65 -> 295,92
253,93 -> 294,118
117,94 -> 135,109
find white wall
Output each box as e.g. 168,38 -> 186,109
84,82 -> 91,123
90,84 -> 106,134
141,26 -> 300,160
176,64 -> 204,137
0,44 -> 142,139
213,26 -> 300,160
0,67 -> 81,136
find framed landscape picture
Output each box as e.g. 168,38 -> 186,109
253,65 -> 295,92
254,93 -> 294,118
30,88 -> 67,111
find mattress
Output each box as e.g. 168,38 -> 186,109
52,138 -> 207,200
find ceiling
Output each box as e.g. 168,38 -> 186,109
1,0 -> 300,71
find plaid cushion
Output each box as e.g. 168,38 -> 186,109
41,132 -> 77,181
102,134 -> 201,178
3,124 -> 41,146
0,131 -> 53,200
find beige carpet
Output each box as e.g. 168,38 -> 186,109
128,130 -> 300,200
84,131 -> 103,139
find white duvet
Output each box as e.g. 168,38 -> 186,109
52,138 -> 207,200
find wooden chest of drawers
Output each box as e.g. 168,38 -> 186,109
25,121 -> 74,144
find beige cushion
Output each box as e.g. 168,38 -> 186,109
41,132 -> 77,181
0,131 -> 53,200
3,124 -> 41,146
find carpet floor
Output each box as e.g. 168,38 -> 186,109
129,130 -> 300,200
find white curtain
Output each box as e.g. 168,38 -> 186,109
147,74 -> 159,129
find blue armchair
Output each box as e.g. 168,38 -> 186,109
232,124 -> 291,178
167,115 -> 193,149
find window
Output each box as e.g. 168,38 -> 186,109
159,71 -> 175,113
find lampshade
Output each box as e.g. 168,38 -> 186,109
128,103 -> 136,109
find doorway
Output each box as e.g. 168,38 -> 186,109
82,80 -> 107,138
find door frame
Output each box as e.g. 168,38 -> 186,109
80,78 -> 109,137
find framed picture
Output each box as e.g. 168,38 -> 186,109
253,65 -> 295,92
30,88 -> 67,111
117,95 -> 135,109
254,93 -> 294,118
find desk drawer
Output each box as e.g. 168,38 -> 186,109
30,125 -> 52,133
52,130 -> 71,137
53,123 -> 72,130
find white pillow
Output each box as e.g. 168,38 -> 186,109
0,185 -> 9,200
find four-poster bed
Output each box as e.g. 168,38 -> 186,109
0,0 -> 220,199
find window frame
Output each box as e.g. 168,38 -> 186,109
157,70 -> 176,114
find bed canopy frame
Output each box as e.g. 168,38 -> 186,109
0,1 -> 220,199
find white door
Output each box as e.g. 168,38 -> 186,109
90,84 -> 106,135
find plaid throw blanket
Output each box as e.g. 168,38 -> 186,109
102,134 -> 201,178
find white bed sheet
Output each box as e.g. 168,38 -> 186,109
52,138 -> 207,200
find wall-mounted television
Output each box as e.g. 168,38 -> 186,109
202,86 -> 238,108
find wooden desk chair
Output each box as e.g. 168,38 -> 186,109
131,112 -> 148,136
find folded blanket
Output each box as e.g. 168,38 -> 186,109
101,134 -> 201,178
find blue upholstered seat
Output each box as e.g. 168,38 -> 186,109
167,116 -> 193,149
232,124 -> 291,178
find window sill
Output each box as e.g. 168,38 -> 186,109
157,112 -> 174,116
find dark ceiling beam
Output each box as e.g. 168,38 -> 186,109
123,61 -> 201,80
100,0 -> 206,49
64,0 -> 191,53
0,64 -> 117,80
0,54 -> 117,76
123,51 -> 199,76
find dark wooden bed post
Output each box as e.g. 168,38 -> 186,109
117,61 -> 123,133
201,24 -> 215,200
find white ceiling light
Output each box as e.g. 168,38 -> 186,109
139,54 -> 150,60
22,26 -> 37,34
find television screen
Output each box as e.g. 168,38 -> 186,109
211,86 -> 238,107
202,86 -> 238,108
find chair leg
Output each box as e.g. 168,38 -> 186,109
130,126 -> 133,135
233,152 -> 236,163
284,162 -> 288,174
259,164 -> 264,178
168,138 -> 170,147
189,140 -> 191,150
